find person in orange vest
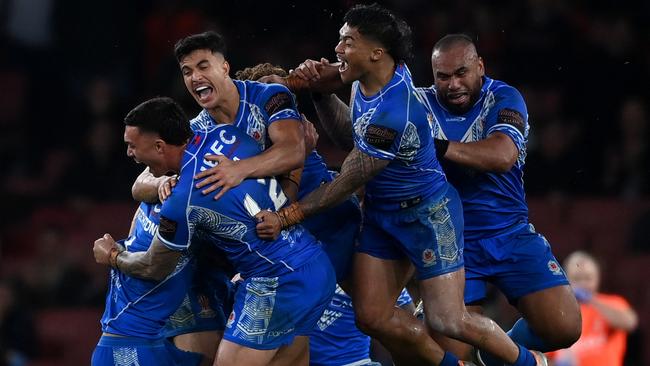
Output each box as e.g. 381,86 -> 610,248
549,251 -> 638,366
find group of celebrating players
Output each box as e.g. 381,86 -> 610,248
91,3 -> 583,366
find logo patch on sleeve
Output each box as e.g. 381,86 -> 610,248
264,92 -> 293,116
364,124 -> 397,150
497,108 -> 525,134
158,215 -> 178,241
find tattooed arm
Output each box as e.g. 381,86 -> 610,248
256,147 -> 388,239
312,94 -> 354,151
94,234 -> 182,281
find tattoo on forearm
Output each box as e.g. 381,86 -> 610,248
116,240 -> 181,281
301,148 -> 387,215
314,95 -> 354,150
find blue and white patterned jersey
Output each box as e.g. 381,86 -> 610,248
310,286 -> 413,366
190,79 -> 330,200
190,79 -> 301,150
351,64 -> 447,209
157,123 -> 322,279
100,202 -> 195,338
418,76 -> 529,240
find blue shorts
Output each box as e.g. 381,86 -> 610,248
464,223 -> 570,304
162,268 -> 233,338
91,335 -> 202,366
302,195 -> 361,282
224,252 -> 336,350
358,184 -> 465,280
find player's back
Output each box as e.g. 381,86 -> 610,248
159,124 -> 322,279
419,77 -> 530,239
101,202 -> 194,338
351,64 -> 447,210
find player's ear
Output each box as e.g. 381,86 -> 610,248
154,139 -> 165,153
223,60 -> 230,77
477,56 -> 485,77
370,47 -> 384,61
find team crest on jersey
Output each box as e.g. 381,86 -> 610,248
422,248 -> 437,267
226,310 -> 236,328
547,260 -> 562,275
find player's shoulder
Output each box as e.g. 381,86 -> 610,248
240,79 -> 291,100
190,109 -> 214,132
486,77 -> 524,102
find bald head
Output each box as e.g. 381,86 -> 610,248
564,251 -> 600,293
432,34 -> 477,58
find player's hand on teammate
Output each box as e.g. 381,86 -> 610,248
254,210 -> 282,240
302,114 -> 319,153
289,58 -> 343,93
195,155 -> 247,200
93,233 -> 117,266
158,175 -> 178,202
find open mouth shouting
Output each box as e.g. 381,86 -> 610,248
194,84 -> 214,103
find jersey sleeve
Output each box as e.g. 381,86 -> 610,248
190,110 -> 215,132
485,86 -> 528,153
354,104 -> 405,161
258,83 -> 301,125
156,163 -> 196,251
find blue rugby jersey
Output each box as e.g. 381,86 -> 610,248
189,79 -> 331,201
100,202 -> 195,338
418,76 -> 529,240
157,124 -> 322,279
351,64 -> 447,209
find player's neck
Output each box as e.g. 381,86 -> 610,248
206,79 -> 240,124
168,143 -> 187,175
359,59 -> 396,97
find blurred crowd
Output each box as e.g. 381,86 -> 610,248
1,0 -> 648,364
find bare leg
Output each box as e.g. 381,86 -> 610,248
515,285 -> 581,350
430,305 -> 483,361
351,253 -> 446,366
419,268 -> 521,363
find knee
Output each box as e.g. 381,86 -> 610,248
550,317 -> 582,349
535,313 -> 582,349
425,311 -> 466,339
354,306 -> 390,337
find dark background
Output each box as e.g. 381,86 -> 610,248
1,0 -> 649,365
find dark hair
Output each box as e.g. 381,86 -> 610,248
174,31 -> 227,62
343,3 -> 413,64
124,97 -> 192,145
433,33 -> 476,54
235,63 -> 288,81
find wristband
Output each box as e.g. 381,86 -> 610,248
276,203 -> 305,229
434,138 -> 449,160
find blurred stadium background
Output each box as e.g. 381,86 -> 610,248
1,0 -> 649,365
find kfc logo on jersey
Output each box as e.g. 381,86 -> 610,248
422,248 -> 437,267
548,260 -> 562,275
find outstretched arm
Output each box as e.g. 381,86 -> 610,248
256,147 -> 388,239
